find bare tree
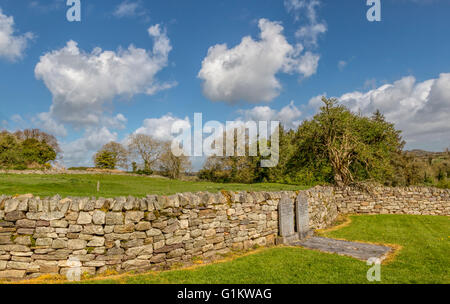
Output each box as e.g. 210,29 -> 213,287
158,141 -> 192,179
128,134 -> 163,172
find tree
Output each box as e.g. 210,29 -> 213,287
21,138 -> 57,165
128,134 -> 163,172
158,142 -> 192,179
94,150 -> 117,169
0,130 -> 57,169
289,97 -> 405,187
198,128 -> 262,184
95,142 -> 128,170
0,131 -> 21,167
14,129 -> 61,156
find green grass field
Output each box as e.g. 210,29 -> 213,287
0,174 -> 306,198
75,214 -> 449,284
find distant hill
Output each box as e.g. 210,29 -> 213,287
405,149 -> 449,162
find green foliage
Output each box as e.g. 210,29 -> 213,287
0,130 -> 57,169
94,142 -> 129,170
94,151 -> 117,170
21,138 -> 57,165
136,168 -> 153,176
398,150 -> 450,188
199,98 -> 410,187
286,98 -> 405,186
198,156 -> 258,184
0,132 -> 21,167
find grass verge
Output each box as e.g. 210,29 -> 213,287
0,174 -> 307,198
8,214 -> 447,284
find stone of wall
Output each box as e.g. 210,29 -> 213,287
334,186 -> 450,216
0,185 -> 447,280
304,187 -> 338,230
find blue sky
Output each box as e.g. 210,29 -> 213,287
0,0 -> 449,168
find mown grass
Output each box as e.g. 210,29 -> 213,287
0,174 -> 307,198
74,215 -> 449,284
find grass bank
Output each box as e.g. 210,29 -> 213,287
58,214 -> 449,284
0,174 -> 307,198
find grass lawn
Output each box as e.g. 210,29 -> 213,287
0,174 -> 306,198
69,214 -> 449,284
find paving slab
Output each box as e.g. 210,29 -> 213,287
292,237 -> 392,261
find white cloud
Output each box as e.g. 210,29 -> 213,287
285,0 -> 327,48
0,8 -> 33,61
338,73 -> 450,151
28,0 -> 64,13
307,94 -> 326,111
238,101 -> 303,129
32,112 -> 68,137
297,51 -> 320,78
11,114 -> 24,124
134,114 -> 191,141
34,24 -> 175,131
113,1 -> 149,20
295,23 -> 326,48
60,127 -> 117,167
198,19 -> 317,104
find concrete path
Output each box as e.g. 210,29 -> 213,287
292,237 -> 392,261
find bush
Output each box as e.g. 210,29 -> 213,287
0,130 -> 57,169
94,151 -> 117,169
436,179 -> 450,189
136,168 -> 153,176
12,164 -> 28,170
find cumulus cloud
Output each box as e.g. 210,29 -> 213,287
297,51 -> 320,78
338,73 -> 450,151
307,93 -> 326,111
60,127 -> 118,167
198,19 -> 318,104
34,24 -> 175,133
33,112 -> 68,137
134,114 -> 191,141
0,8 -> 33,61
238,101 -> 303,129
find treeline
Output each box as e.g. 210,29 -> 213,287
199,97 -> 449,188
93,134 -> 191,179
0,129 -> 59,169
403,150 -> 450,188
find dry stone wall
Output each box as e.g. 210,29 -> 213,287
0,185 -> 448,280
334,186 -> 450,215
0,191 -> 297,280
